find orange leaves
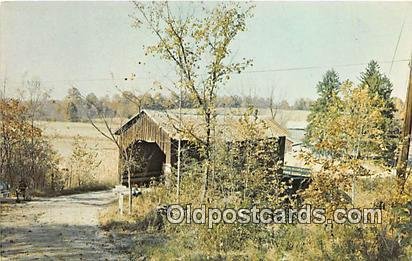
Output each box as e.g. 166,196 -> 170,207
0,99 -> 42,143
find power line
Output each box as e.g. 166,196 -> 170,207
1,58 -> 410,85
243,59 -> 410,74
0,76 -> 155,85
389,16 -> 406,75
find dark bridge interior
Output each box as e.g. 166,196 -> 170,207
121,140 -> 166,186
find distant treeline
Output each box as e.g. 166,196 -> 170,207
30,87 -> 314,122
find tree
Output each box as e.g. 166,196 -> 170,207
293,98 -> 313,110
0,99 -> 61,192
220,107 -> 286,205
303,65 -> 400,204
132,2 -> 254,201
64,87 -> 84,122
19,79 -> 50,122
360,61 -> 400,166
315,69 -> 341,109
67,87 -> 82,104
67,135 -> 101,187
305,69 -> 341,155
277,99 -> 291,110
19,79 -> 52,190
85,92 -> 101,118
303,80 -> 387,206
85,93 -> 138,214
66,101 -> 79,122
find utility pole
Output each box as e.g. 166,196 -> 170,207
396,54 -> 412,193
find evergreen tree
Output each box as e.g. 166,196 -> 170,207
67,87 -> 82,104
66,101 -> 79,122
305,70 -> 341,155
64,87 -> 85,121
313,69 -> 341,111
360,61 -> 400,166
85,92 -> 102,117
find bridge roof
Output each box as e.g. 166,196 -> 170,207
115,109 -> 290,141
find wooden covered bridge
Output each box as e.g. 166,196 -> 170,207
114,109 -> 294,186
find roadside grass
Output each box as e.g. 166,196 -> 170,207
98,175 -> 412,260
32,183 -> 112,197
99,186 -> 169,232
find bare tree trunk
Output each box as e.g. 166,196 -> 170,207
86,97 -> 134,214
69,169 -> 72,188
201,162 -> 209,203
123,148 -> 132,214
176,82 -> 182,202
351,176 -> 356,205
201,110 -> 212,203
128,166 -> 132,215
51,172 -> 55,191
30,118 -> 35,190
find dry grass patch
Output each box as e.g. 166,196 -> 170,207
35,121 -> 119,186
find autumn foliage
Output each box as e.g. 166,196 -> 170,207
0,99 -> 62,192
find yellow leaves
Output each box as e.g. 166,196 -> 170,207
0,99 -> 42,143
309,81 -> 388,161
134,1 -> 253,95
304,76 -> 401,213
193,28 -> 207,41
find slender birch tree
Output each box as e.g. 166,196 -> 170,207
131,2 -> 254,201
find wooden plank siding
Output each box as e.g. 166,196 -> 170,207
117,112 -> 175,186
115,110 -> 292,187
118,112 -> 172,166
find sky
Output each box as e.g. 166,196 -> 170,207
1,1 -> 411,103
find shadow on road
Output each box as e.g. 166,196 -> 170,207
1,223 -> 129,260
0,190 -> 129,260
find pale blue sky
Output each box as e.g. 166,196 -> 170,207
1,1 -> 411,102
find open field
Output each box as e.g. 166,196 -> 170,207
33,109 -> 308,187
35,121 -> 121,186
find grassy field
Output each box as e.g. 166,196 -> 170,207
32,110 -> 308,188
36,120 -> 120,186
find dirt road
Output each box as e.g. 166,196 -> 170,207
0,190 -> 130,260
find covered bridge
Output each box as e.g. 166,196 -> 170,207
114,109 -> 291,186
